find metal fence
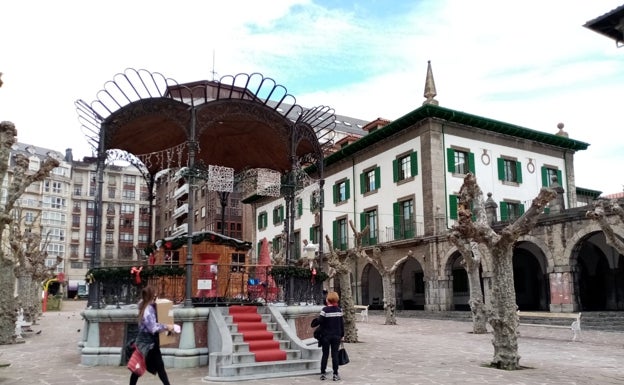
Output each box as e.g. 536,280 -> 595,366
89,263 -> 325,307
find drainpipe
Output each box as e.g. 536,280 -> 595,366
184,107 -> 197,308
441,124 -> 449,230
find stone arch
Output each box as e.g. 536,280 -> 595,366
360,263 -> 383,309
397,255 -> 425,310
513,240 -> 549,310
565,221 -> 624,310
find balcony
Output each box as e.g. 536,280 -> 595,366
172,203 -> 189,219
173,184 -> 189,200
171,223 -> 188,237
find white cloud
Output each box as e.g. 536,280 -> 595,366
1,0 -> 622,194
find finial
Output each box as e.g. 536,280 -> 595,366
423,61 -> 438,106
555,122 -> 568,137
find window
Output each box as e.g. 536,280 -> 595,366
296,198 -> 303,218
500,201 -> 525,221
24,211 -> 34,224
497,157 -> 522,184
106,233 -> 113,242
393,199 -> 414,240
541,166 -> 562,187
122,189 -> 135,200
257,211 -> 268,229
272,205 -> 284,225
71,261 -> 83,269
293,231 -> 301,260
108,187 -> 116,198
332,217 -> 348,251
121,203 -> 135,214
123,175 -> 136,185
310,190 -> 324,213
393,151 -> 418,182
360,167 -> 381,194
360,209 -> 378,246
164,251 -> 180,265
120,232 -> 134,242
447,148 -> 475,175
201,206 -> 206,218
309,225 -> 320,245
74,186 -> 82,196
333,179 -> 350,204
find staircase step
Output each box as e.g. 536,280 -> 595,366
216,359 -> 319,378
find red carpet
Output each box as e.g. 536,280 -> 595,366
229,306 -> 287,362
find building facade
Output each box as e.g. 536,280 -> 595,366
253,69 -> 623,313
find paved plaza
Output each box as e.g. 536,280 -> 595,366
1,300 -> 624,384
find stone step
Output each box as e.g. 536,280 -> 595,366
231,349 -> 301,364
216,358 -> 318,378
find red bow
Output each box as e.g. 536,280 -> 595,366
131,266 -> 143,285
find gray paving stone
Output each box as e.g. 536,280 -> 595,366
1,300 -> 623,384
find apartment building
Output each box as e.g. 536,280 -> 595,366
67,155 -> 151,297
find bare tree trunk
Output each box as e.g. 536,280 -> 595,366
489,246 -> 519,369
0,120 -> 59,345
16,273 -> 36,323
364,247 -> 407,325
325,236 -> 359,342
449,173 -> 556,370
0,259 -> 17,344
587,199 -> 624,255
467,263 -> 487,334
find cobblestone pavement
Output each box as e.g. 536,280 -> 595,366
1,300 -> 623,384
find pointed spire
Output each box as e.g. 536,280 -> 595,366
423,60 -> 438,106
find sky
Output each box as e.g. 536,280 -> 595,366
1,0 -> 623,195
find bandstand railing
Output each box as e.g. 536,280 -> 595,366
87,264 -> 327,307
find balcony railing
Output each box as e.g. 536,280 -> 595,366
173,184 -> 189,200
172,203 -> 189,219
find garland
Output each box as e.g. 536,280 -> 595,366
87,265 -> 185,284
143,231 -> 252,256
269,265 -> 329,282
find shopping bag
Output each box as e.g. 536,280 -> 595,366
338,343 -> 349,366
127,348 -> 146,376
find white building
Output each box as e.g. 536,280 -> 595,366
253,65 -> 596,311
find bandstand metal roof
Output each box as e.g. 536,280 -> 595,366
76,69 -> 336,177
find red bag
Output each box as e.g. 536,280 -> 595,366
127,348 -> 146,376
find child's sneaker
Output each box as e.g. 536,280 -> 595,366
333,373 -> 341,381
320,373 -> 327,380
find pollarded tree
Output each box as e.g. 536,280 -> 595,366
448,238 -> 488,334
9,209 -> 61,324
449,173 -> 555,370
325,234 -> 359,343
0,121 -> 59,345
364,246 -> 407,325
586,199 -> 624,255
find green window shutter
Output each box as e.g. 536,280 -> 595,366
375,166 -> 381,189
272,209 -> 276,224
541,166 -> 548,187
263,213 -> 268,228
411,151 -> 419,176
449,195 -> 458,220
360,212 -> 366,231
556,169 -> 563,185
516,161 -> 523,183
360,172 -> 366,194
309,227 -> 315,244
258,241 -> 262,257
544,206 -> 550,214
468,152 -> 475,174
500,202 -> 508,221
519,203 -> 525,216
279,206 -> 284,222
447,148 -> 455,173
332,220 -> 338,248
257,214 -> 262,229
497,158 -> 505,180
345,179 -> 351,200
393,202 -> 401,240
297,199 -> 303,217
392,159 -> 399,182
333,184 -> 338,204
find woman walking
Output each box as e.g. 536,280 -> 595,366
129,286 -> 176,385
318,291 -> 344,381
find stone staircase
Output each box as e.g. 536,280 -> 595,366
205,305 -> 321,382
389,310 -> 624,332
